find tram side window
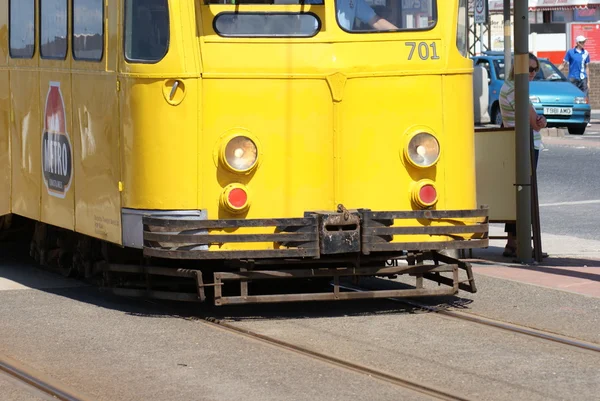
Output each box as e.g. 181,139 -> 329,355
73,0 -> 104,61
41,0 -> 68,59
125,0 -> 170,62
9,1 -> 35,58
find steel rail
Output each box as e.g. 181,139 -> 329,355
0,354 -> 93,401
340,284 -> 600,354
199,316 -> 471,401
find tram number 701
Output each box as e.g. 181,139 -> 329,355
405,42 -> 440,61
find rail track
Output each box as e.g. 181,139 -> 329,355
340,284 -> 600,354
0,354 -> 93,401
196,314 -> 472,401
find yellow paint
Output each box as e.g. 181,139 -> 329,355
9,68 -> 41,221
0,9 -> 9,217
72,71 -> 121,243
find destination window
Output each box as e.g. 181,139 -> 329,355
124,0 -> 170,62
73,0 -> 104,61
41,0 -> 68,59
214,13 -> 321,37
9,0 -> 35,58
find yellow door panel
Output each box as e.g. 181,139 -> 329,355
39,74 -> 75,231
0,70 -> 9,216
10,71 -> 41,220
201,78 -> 334,220
72,73 -> 122,244
120,77 -> 198,210
442,74 -> 477,211
338,76 -> 444,211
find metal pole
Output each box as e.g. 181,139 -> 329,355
503,0 -> 511,74
514,0 -> 532,263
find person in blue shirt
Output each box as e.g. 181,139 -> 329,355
303,0 -> 397,31
559,35 -> 591,96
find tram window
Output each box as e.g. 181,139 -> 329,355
336,0 -> 437,33
41,0 -> 68,59
9,0 -> 35,58
214,13 -> 320,37
124,0 -> 170,63
73,0 -> 104,61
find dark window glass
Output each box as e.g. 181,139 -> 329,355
336,0 -> 437,33
41,0 -> 68,59
124,0 -> 170,62
10,1 -> 35,58
73,0 -> 104,61
214,13 -> 320,37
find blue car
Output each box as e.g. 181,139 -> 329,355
472,53 -> 591,135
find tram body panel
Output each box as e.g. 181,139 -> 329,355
119,0 -> 201,212
119,77 -> 199,211
70,0 -> 121,243
337,74 -> 443,209
442,73 -> 477,212
9,65 -> 41,221
72,71 -> 122,244
0,11 -> 8,217
201,78 -> 335,218
0,68 -> 8,218
0,67 -> 8,217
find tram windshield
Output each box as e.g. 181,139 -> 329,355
206,0 -> 437,34
335,0 -> 436,32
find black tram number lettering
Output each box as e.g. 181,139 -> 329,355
406,42 -> 440,60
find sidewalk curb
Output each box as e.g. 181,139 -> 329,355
540,127 -> 566,137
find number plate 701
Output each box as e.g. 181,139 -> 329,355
405,42 -> 440,60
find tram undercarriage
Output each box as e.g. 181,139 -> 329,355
13,206 -> 488,306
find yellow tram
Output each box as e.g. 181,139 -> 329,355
0,0 -> 488,305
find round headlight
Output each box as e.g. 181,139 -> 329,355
406,133 -> 440,168
222,136 -> 258,172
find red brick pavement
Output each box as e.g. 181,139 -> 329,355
470,258 -> 600,298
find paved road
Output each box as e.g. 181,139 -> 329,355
538,127 -> 600,241
1,242 -> 599,401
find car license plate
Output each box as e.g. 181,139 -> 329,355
543,107 -> 572,115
